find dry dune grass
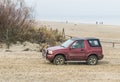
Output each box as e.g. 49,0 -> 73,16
0,50 -> 120,82
0,21 -> 120,82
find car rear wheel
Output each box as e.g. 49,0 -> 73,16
53,55 -> 65,65
87,55 -> 98,65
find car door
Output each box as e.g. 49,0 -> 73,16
68,40 -> 86,60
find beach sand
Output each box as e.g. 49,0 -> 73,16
0,21 -> 120,82
39,21 -> 120,40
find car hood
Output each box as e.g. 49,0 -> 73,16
47,46 -> 65,51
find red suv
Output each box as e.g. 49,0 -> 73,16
43,37 -> 103,65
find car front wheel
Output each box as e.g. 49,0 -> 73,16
53,55 -> 65,65
87,55 -> 98,65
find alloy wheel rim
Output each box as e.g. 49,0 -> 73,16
89,57 -> 96,65
56,57 -> 64,64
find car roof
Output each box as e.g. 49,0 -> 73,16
71,37 -> 99,41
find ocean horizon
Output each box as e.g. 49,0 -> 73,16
36,15 -> 120,25
25,0 -> 120,26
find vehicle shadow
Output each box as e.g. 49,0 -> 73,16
43,60 -> 110,66
97,60 -> 109,65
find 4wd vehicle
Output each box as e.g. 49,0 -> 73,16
43,37 -> 103,65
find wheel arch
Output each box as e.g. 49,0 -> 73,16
87,53 -> 99,65
87,54 -> 98,60
54,53 -> 66,61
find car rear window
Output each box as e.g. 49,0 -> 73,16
88,39 -> 101,47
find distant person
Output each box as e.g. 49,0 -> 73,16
101,22 -> 103,24
99,22 -> 103,24
96,21 -> 98,24
66,21 -> 68,24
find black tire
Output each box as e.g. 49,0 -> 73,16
87,55 -> 98,65
53,55 -> 65,65
50,60 -> 53,63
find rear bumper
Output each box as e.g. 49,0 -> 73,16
98,54 -> 104,60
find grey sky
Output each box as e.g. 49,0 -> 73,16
25,0 -> 120,17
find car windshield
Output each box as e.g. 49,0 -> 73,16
61,39 -> 74,48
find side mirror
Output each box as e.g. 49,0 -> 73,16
69,46 -> 75,50
71,45 -> 76,49
69,46 -> 72,50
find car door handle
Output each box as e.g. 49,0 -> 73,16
80,49 -> 84,51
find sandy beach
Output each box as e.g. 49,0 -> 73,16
39,21 -> 120,40
0,21 -> 120,82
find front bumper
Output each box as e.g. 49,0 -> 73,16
42,49 -> 54,61
46,54 -> 54,61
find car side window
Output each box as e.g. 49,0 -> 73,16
88,39 -> 101,47
72,40 -> 84,48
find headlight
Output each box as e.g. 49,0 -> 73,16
48,50 -> 53,54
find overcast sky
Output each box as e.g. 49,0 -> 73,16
25,0 -> 120,17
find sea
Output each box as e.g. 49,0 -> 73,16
36,15 -> 120,26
